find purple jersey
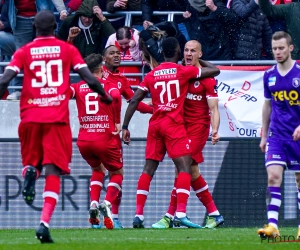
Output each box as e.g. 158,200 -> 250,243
263,62 -> 300,138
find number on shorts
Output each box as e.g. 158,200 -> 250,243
30,60 -> 63,87
154,80 -> 180,103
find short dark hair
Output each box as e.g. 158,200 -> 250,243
102,45 -> 118,56
34,10 -> 57,36
84,53 -> 103,73
161,37 -> 179,58
272,31 -> 293,46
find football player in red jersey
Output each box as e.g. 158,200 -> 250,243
71,53 -> 123,230
0,11 -> 112,243
152,40 -> 224,229
102,45 -> 153,114
101,44 -> 153,225
122,37 -> 220,228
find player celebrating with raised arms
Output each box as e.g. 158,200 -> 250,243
0,11 -> 112,243
71,53 -> 123,230
257,31 -> 300,239
122,37 -> 220,228
152,40 -> 224,229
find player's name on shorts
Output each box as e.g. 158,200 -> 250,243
80,115 -> 109,122
154,68 -> 177,76
81,123 -> 110,129
30,46 -> 61,55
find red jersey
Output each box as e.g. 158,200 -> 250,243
102,65 -> 153,114
139,62 -> 201,123
71,78 -> 121,141
102,66 -> 134,101
7,36 -> 86,124
184,78 -> 218,124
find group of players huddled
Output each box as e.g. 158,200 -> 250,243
0,10 -> 299,244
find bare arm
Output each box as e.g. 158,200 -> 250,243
208,98 -> 220,145
199,59 -> 220,78
0,69 -> 17,98
260,100 -> 272,152
122,89 -> 148,144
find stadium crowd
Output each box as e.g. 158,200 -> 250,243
0,0 -> 300,244
1,0 -> 300,100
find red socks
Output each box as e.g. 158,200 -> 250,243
105,174 -> 123,204
166,178 -> 178,217
40,175 -> 60,226
191,175 -> 217,214
90,171 -> 105,203
136,173 -> 152,215
176,172 -> 191,213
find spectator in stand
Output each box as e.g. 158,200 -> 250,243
229,0 -> 273,60
106,0 -> 143,31
57,0 -> 115,58
258,0 -> 300,59
181,0 -> 239,60
105,26 -> 142,86
0,0 -> 15,61
142,0 -> 191,41
6,0 -> 67,100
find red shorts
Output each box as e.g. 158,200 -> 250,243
146,116 -> 191,161
77,136 -> 123,172
186,122 -> 209,164
18,122 -> 72,175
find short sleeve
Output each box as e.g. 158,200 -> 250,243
69,45 -> 87,71
202,78 -> 218,98
6,48 -> 25,73
263,73 -> 272,100
138,75 -> 150,93
184,66 -> 202,80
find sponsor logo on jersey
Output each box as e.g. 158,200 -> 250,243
80,84 -> 89,89
194,81 -> 200,88
292,78 -> 300,88
30,46 -> 61,55
272,90 -> 300,105
268,76 -> 276,86
118,82 -> 122,89
154,68 -> 177,76
186,92 -> 202,101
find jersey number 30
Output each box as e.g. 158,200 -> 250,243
30,60 -> 63,87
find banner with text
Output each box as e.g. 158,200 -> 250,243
215,66 -> 270,137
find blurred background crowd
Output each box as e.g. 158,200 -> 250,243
1,0 -> 300,100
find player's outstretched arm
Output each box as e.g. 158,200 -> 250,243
260,100 -> 272,152
122,89 -> 148,145
0,69 -> 17,98
77,67 -> 112,103
199,59 -> 220,78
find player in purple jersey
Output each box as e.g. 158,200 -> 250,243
257,31 -> 300,239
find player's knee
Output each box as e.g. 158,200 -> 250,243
44,164 -> 60,177
267,172 -> 282,186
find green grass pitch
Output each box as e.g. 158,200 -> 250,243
0,227 -> 299,250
